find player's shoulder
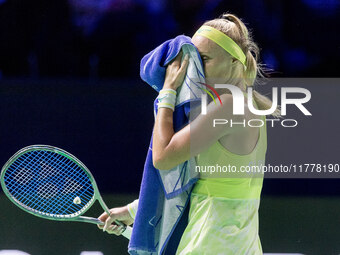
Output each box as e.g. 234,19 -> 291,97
219,93 -> 251,114
219,93 -> 235,114
219,93 -> 233,105
206,93 -> 238,121
218,93 -> 252,121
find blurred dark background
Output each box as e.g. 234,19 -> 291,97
0,0 -> 340,254
0,0 -> 339,78
0,0 -> 339,195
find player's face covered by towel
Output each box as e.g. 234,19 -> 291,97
192,35 -> 244,89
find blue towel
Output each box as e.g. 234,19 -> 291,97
128,35 -> 205,255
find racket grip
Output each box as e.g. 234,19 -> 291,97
122,225 -> 132,239
114,220 -> 132,240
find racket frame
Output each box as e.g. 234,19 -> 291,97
1,145 -> 132,239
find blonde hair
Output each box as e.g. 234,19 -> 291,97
204,13 -> 281,118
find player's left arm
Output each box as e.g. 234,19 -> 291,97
152,93 -> 241,170
152,54 -> 242,170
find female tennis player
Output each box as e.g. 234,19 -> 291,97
98,13 -> 278,254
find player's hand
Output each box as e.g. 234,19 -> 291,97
97,206 -> 134,235
163,52 -> 189,91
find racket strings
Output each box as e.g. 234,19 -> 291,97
63,177 -> 83,194
7,152 -> 93,215
6,152 -> 61,210
8,155 -> 56,209
38,160 -> 60,180
4,150 -> 95,217
13,168 -> 33,184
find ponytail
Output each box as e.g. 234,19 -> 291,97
204,13 -> 281,118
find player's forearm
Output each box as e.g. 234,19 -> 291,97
152,108 -> 175,169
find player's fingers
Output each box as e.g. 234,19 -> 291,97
179,54 -> 189,74
98,211 -> 109,222
97,211 -> 110,229
180,54 -> 189,70
106,225 -> 125,235
169,52 -> 183,67
105,225 -> 123,235
117,225 -> 125,235
176,54 -> 189,82
103,214 -> 115,232
105,225 -> 118,234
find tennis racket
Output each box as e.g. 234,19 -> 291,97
0,145 -> 132,239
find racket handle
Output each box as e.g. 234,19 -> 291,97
114,220 -> 132,240
122,225 -> 132,239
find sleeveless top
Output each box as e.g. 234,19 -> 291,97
193,94 -> 267,199
176,94 -> 267,255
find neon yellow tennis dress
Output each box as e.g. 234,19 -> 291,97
176,97 -> 267,255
